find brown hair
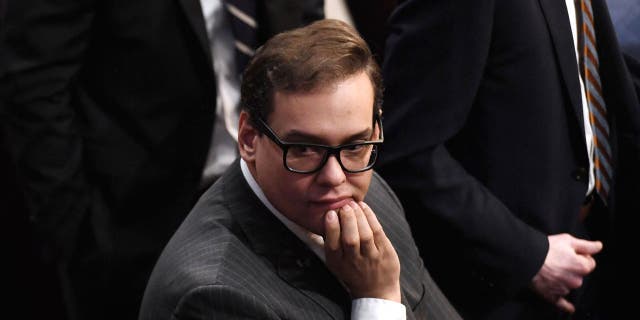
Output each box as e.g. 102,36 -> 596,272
240,19 -> 382,122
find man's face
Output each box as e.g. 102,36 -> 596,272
239,71 -> 377,235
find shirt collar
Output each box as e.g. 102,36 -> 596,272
240,159 -> 326,261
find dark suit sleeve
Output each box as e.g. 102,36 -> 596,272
0,0 -> 95,260
377,0 -> 548,295
174,285 -> 280,320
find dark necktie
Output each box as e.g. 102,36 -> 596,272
579,0 -> 613,204
225,0 -> 258,75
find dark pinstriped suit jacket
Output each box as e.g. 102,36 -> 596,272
139,160 -> 460,319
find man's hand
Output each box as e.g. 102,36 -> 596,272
531,233 -> 602,313
324,201 -> 401,302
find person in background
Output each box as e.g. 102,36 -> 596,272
345,0 -> 398,64
140,19 -> 460,320
377,0 -> 640,319
0,0 -> 322,319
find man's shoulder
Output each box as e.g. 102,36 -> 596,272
367,171 -> 419,270
142,163 -> 295,312
140,201 -> 273,317
366,171 -> 404,217
148,211 -> 246,287
368,172 -> 441,317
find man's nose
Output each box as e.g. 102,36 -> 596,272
316,154 -> 346,186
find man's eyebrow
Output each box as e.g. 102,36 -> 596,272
281,128 -> 373,144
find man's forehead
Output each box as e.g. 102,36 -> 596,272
270,112 -> 374,146
271,80 -> 374,114
269,104 -> 374,131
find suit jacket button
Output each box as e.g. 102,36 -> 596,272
572,167 -> 587,181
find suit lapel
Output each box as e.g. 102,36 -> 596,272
175,0 -> 213,69
538,0 -> 585,135
224,162 -> 350,319
274,244 -> 351,319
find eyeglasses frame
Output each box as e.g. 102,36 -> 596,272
253,114 -> 384,174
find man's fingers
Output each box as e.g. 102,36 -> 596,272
573,239 -> 603,255
359,202 -> 382,232
338,204 -> 360,257
573,254 -> 596,275
563,273 -> 584,290
324,210 -> 341,256
359,202 -> 391,250
555,297 -> 575,314
352,202 -> 376,256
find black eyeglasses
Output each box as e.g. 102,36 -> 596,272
254,116 -> 384,174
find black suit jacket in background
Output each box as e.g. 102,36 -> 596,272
140,161 -> 461,320
377,0 -> 640,319
626,53 -> 640,99
0,0 -> 322,318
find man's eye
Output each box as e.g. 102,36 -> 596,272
290,145 -> 323,156
344,144 -> 365,151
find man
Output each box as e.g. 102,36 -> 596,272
0,0 -> 322,319
139,19 -> 460,320
377,0 -> 640,319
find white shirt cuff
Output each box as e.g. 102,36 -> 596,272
351,298 -> 406,320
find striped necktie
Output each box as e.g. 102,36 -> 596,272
225,0 -> 258,75
579,0 -> 613,205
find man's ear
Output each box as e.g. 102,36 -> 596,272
238,111 -> 258,162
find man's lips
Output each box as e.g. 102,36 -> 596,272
311,197 -> 353,211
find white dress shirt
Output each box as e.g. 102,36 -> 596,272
200,0 -> 241,186
240,160 -> 406,320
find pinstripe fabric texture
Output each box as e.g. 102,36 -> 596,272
580,0 -> 613,204
139,159 -> 461,319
